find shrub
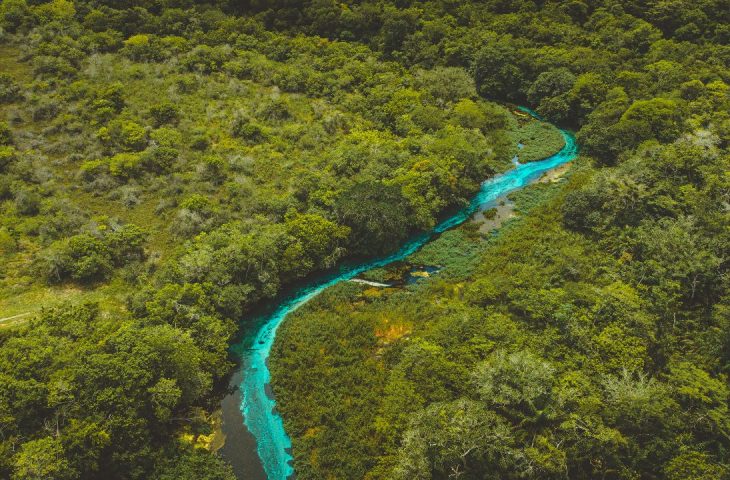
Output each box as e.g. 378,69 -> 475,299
200,155 -> 226,184
33,55 -> 77,78
0,121 -> 12,145
0,146 -> 17,171
150,127 -> 182,148
172,194 -> 217,237
452,98 -> 487,130
0,175 -> 12,200
91,82 -> 125,115
0,0 -> 32,33
109,152 -> 143,179
64,234 -> 113,282
36,199 -> 87,243
0,227 -> 17,255
179,193 -> 212,212
189,129 -> 210,151
97,82 -> 123,104
80,30 -> 124,53
106,224 -> 147,264
231,115 -> 266,143
121,34 -> 162,62
149,103 -> 180,127
0,73 -> 21,103
14,189 -> 41,216
31,99 -> 60,122
99,120 -> 147,152
174,75 -> 198,94
78,159 -> 109,181
118,120 -> 147,151
257,98 -> 291,122
142,146 -> 178,173
181,45 -> 232,73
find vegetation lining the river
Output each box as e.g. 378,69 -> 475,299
262,1 -> 730,479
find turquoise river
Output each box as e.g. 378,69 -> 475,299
225,111 -> 579,479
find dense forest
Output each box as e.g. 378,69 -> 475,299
0,1 -> 521,478
0,0 -> 728,479
265,1 -> 730,480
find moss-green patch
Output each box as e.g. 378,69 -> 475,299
507,115 -> 565,162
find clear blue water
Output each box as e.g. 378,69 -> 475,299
233,118 -> 578,480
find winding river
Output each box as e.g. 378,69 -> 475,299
222,112 -> 579,480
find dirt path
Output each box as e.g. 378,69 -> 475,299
0,312 -> 32,328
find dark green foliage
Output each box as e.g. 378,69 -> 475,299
0,147 -> 16,172
0,73 -> 22,103
0,121 -> 13,146
148,103 -> 180,127
36,224 -> 147,283
1,0 -> 728,478
154,450 -> 235,480
14,188 -> 41,216
0,302 -> 232,479
262,1 -> 730,479
335,181 -> 411,255
230,116 -> 266,144
474,40 -> 525,101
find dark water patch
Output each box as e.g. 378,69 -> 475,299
219,369 -> 268,480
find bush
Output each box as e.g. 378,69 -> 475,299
109,152 -> 143,179
14,189 -> 41,216
174,75 -> 198,94
31,99 -> 60,122
150,127 -> 182,148
33,55 -> 77,78
0,146 -> 17,171
64,234 -> 113,282
189,129 -> 210,151
257,98 -> 291,122
36,199 -> 87,243
200,155 -> 226,184
121,34 -> 162,62
0,121 -> 12,145
0,73 -> 21,103
452,98 -> 487,130
98,83 -> 124,106
0,175 -> 12,200
181,45 -> 232,73
142,146 -> 178,173
231,115 -> 266,143
106,224 -> 147,265
118,121 -> 147,151
149,103 -> 180,127
78,159 -> 109,181
98,120 -> 148,152
0,227 -> 17,255
171,194 -> 217,237
0,0 -> 32,33
37,223 -> 145,283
